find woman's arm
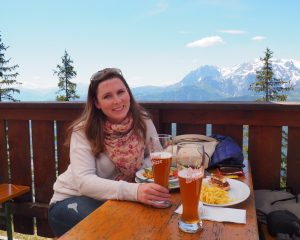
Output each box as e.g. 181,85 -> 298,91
69,122 -> 171,207
69,129 -> 139,201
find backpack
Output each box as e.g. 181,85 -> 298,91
209,134 -> 244,168
255,189 -> 300,239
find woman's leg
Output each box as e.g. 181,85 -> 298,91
48,196 -> 104,237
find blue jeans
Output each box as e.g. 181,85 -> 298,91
48,196 -> 105,237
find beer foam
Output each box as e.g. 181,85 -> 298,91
178,168 -> 188,178
178,168 -> 203,180
150,151 -> 172,159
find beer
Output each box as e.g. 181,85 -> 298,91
151,152 -> 172,188
150,134 -> 172,208
176,142 -> 204,233
178,168 -> 203,223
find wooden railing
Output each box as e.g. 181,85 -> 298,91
0,101 -> 300,237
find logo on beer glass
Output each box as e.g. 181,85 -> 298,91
150,152 -> 165,166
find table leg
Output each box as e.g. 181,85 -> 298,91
4,202 -> 13,240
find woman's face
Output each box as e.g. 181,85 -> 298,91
95,77 -> 131,123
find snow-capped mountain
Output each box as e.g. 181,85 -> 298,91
133,59 -> 300,101
221,59 -> 300,96
16,59 -> 300,101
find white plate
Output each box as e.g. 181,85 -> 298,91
135,167 -> 178,183
202,178 -> 250,207
135,177 -> 179,190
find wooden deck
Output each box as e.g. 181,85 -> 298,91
0,101 -> 300,238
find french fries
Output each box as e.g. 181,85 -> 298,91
200,183 -> 232,204
142,167 -> 178,179
143,168 -> 153,179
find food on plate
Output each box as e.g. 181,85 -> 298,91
218,166 -> 244,176
200,183 -> 232,205
208,173 -> 230,191
142,167 -> 178,179
143,168 -> 154,179
224,175 -> 239,179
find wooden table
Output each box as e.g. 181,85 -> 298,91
59,162 -> 259,240
0,184 -> 30,240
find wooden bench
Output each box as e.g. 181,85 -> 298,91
0,101 -> 300,238
0,184 -> 30,240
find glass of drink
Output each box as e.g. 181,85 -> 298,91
177,142 -> 205,233
150,134 -> 173,208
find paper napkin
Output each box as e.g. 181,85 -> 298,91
175,202 -> 246,224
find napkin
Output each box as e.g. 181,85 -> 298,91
175,202 -> 246,224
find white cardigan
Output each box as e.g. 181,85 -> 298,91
50,118 -> 157,204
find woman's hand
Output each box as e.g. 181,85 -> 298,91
137,183 -> 171,207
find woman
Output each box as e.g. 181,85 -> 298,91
48,68 -> 171,237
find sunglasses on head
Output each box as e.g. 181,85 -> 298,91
90,68 -> 123,82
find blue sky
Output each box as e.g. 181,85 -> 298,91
1,0 -> 300,90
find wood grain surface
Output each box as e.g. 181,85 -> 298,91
0,184 -> 30,204
59,161 -> 258,240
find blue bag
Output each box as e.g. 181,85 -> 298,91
209,134 -> 244,168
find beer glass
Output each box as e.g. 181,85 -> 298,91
150,134 -> 173,208
177,142 -> 204,233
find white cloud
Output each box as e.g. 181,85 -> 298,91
252,36 -> 266,41
186,36 -> 225,48
148,1 -> 168,16
218,29 -> 246,34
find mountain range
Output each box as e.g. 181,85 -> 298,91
17,59 -> 300,101
132,59 -> 300,101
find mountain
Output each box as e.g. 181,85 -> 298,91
133,59 -> 300,101
18,87 -> 56,101
16,59 -> 300,101
18,82 -> 89,101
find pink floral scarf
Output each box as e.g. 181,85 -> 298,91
104,116 -> 145,182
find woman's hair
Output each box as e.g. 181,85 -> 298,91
66,68 -> 149,157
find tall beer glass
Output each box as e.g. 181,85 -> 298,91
150,134 -> 173,208
177,142 -> 204,233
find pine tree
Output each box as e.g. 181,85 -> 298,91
249,48 -> 293,101
54,50 -> 79,101
0,34 -> 21,102
249,48 -> 293,187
